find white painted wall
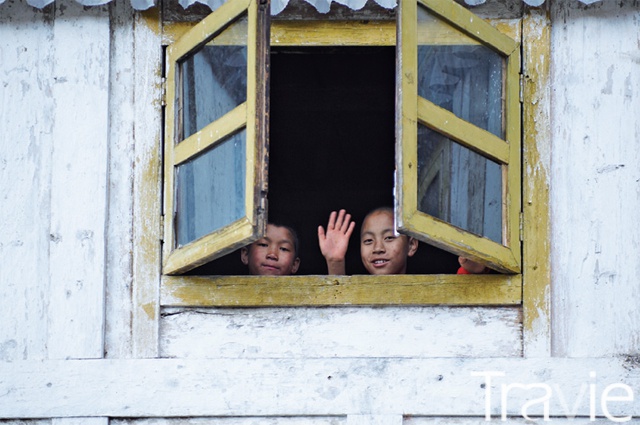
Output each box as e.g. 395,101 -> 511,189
2,0 -> 640,422
0,0 -> 53,362
160,306 -> 522,358
0,0 -> 110,361
550,1 -> 640,357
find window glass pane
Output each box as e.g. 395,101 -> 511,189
179,14 -> 248,141
175,130 -> 246,247
417,6 -> 505,138
417,123 -> 502,243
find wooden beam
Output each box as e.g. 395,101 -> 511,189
47,0 -> 110,360
161,274 -> 522,306
131,7 -> 164,358
2,357 -> 640,418
521,7 -> 551,357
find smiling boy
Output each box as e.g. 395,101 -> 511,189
359,207 -> 418,274
241,223 -> 300,275
319,208 -> 490,275
318,207 -> 417,275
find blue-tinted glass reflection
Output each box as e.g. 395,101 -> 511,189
417,7 -> 505,138
180,44 -> 247,140
175,130 -> 246,247
417,124 -> 502,243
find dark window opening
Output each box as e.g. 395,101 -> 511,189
189,45 -> 458,275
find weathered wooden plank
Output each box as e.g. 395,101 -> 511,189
113,419 -> 344,425
550,1 -> 640,357
161,274 -> 522,306
405,419 -> 640,424
347,415 -> 402,425
164,15 -> 518,46
2,357 -> 640,418
46,1 -> 110,360
160,307 -> 522,358
104,0 -> 136,359
52,419 -> 108,425
112,417 -> 640,425
0,0 -> 54,362
131,8 -> 163,358
521,8 -> 551,357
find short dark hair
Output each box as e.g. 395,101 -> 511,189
268,222 -> 300,257
361,206 -> 394,236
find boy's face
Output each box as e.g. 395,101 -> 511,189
241,224 -> 300,275
360,210 -> 418,275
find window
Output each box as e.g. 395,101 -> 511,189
163,0 -> 269,275
160,0 -> 529,307
396,0 -> 521,274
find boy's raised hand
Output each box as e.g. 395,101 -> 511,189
318,209 -> 355,275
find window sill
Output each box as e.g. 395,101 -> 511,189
160,274 -> 521,307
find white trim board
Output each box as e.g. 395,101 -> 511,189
2,357 -> 640,419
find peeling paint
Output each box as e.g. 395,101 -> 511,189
141,302 -> 156,320
596,164 -> 625,174
601,65 -> 614,94
624,73 -> 633,101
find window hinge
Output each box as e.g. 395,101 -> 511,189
519,211 -> 524,242
258,194 -> 268,215
161,77 -> 167,107
519,74 -> 524,104
160,214 -> 165,243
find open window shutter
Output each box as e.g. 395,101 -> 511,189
163,0 -> 270,275
396,0 -> 521,273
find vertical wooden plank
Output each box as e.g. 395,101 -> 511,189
521,7 -> 551,357
131,8 -> 163,358
104,0 -> 136,358
395,0 -> 418,230
0,0 -> 54,361
550,1 -> 640,356
46,1 -> 110,359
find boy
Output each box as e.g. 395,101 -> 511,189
318,207 -> 418,275
241,223 -> 300,275
318,208 -> 486,274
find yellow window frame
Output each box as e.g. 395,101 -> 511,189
396,0 -> 521,274
156,1 -> 550,318
163,0 -> 270,275
159,6 -> 529,307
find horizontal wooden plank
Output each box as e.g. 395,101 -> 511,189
164,19 -> 517,47
160,306 -> 521,358
405,419 -> 640,425
2,358 -> 640,418
166,21 -> 396,46
271,21 -> 395,46
112,418 -> 640,425
160,274 -> 522,306
53,419 -> 108,425
115,418 -> 346,424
